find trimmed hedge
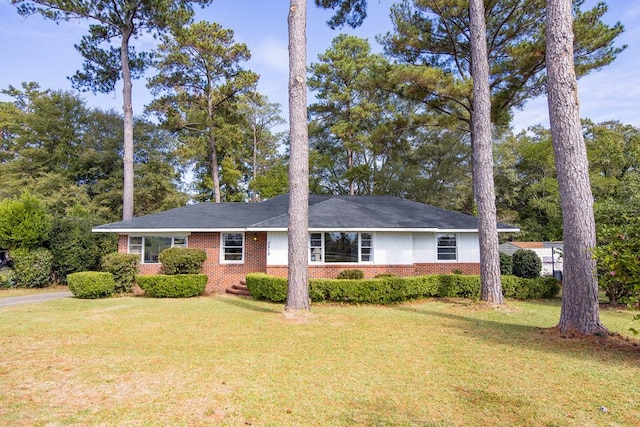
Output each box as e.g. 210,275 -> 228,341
158,247 -> 207,275
102,253 -> 139,293
10,247 -> 53,288
136,274 -> 207,298
246,273 -> 560,305
68,272 -> 115,299
337,269 -> 364,279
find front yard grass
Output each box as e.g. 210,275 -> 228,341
0,295 -> 638,426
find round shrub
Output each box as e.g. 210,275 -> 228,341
102,253 -> 140,293
500,252 -> 513,275
337,269 -> 364,280
136,274 -> 207,298
10,247 -> 53,288
512,249 -> 542,279
68,271 -> 115,299
0,268 -> 16,289
158,247 -> 207,275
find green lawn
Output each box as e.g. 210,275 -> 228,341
0,294 -> 638,426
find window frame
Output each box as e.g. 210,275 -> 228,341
221,232 -> 245,264
308,232 -> 373,264
436,233 -> 457,261
127,235 -> 189,264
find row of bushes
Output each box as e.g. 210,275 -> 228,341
68,272 -> 207,299
245,273 -> 560,305
67,248 -> 209,298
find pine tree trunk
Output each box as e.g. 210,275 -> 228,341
285,0 -> 310,314
546,0 -> 606,335
210,130 -> 221,203
470,0 -> 503,304
121,31 -> 134,221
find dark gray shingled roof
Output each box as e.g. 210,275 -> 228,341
93,194 -> 518,232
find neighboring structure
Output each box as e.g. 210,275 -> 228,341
93,195 -> 519,293
499,241 -> 564,277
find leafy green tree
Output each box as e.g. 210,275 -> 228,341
50,216 -> 104,283
309,34 -> 392,195
0,86 -> 186,223
381,0 -> 624,129
593,208 -> 640,307
238,93 -> 286,202
12,0 -> 212,220
148,21 -> 258,203
0,192 -> 52,250
249,161 -> 290,200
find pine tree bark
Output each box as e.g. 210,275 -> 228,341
121,28 -> 134,221
470,0 -> 503,304
285,0 -> 310,314
546,0 -> 606,334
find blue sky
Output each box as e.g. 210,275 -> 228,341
1,0 -> 638,133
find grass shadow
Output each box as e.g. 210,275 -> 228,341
393,303 -> 640,364
218,295 -> 282,314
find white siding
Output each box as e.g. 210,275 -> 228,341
457,233 -> 480,263
266,231 -> 288,265
413,233 -> 435,263
266,231 -> 482,266
373,232 -> 413,265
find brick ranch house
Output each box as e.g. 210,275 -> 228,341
93,194 -> 519,293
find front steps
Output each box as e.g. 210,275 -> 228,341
225,280 -> 251,297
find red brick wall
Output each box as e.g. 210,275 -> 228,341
118,233 -> 480,292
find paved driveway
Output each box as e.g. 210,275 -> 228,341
0,291 -> 73,308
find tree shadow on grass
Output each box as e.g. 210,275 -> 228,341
392,303 -> 640,364
218,296 -> 282,314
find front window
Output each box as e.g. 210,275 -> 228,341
437,233 -> 457,261
309,232 -> 373,263
128,236 -> 187,264
222,233 -> 244,262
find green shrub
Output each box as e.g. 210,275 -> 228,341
374,273 -> 397,279
512,249 -> 542,278
158,247 -> 207,275
337,269 -> 364,280
246,273 -> 559,304
501,275 -> 560,299
101,253 -> 139,293
50,217 -> 103,284
136,274 -> 207,298
0,191 -> 52,250
10,247 -> 53,288
0,268 -> 16,289
500,252 -> 513,275
246,273 -> 288,302
68,271 -> 115,299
